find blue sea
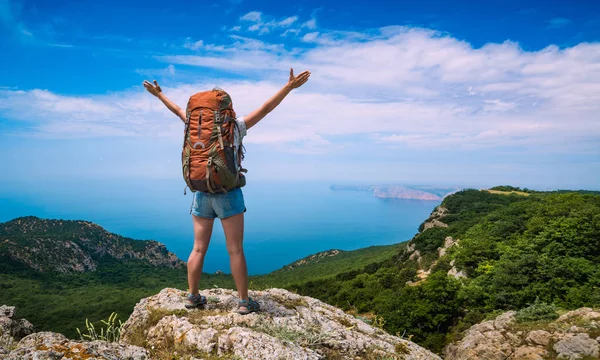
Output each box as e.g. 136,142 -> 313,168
0,179 -> 439,275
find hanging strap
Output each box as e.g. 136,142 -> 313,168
206,158 -> 215,194
214,111 -> 225,150
217,125 -> 225,150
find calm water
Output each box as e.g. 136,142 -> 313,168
0,179 -> 439,274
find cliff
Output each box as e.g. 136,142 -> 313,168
1,288 -> 441,360
0,216 -> 183,274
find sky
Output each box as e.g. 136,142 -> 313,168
1,0 -> 599,190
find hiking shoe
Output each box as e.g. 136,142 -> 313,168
185,293 -> 207,309
238,298 -> 260,315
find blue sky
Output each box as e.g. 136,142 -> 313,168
1,0 -> 599,190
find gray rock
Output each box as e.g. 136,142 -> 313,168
444,308 -> 600,360
7,331 -> 149,360
423,219 -> 448,231
557,308 -> 600,323
554,333 -> 599,360
438,236 -> 458,257
409,250 -> 422,262
121,287 -> 441,360
447,266 -> 467,279
493,310 -> 516,329
504,331 -> 522,347
0,305 -> 34,355
526,330 -> 551,346
473,321 -> 495,333
513,346 -> 547,360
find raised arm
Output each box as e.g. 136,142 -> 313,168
243,68 -> 310,130
143,80 -> 186,123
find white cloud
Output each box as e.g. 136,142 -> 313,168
183,38 -> 204,50
1,20 -> 599,157
302,18 -> 317,30
241,11 -> 262,22
239,11 -> 301,35
282,29 -> 300,37
278,16 -> 298,27
302,32 -> 319,42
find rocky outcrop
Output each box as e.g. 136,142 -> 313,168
0,305 -> 34,356
422,206 -> 449,231
444,308 -> 600,360
447,260 -> 467,279
0,216 -> 183,273
121,288 -> 441,360
437,236 -> 457,258
0,305 -> 148,359
405,235 -> 465,285
4,332 -> 149,360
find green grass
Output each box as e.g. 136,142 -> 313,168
251,243 -> 406,288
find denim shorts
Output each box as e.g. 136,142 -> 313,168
190,187 -> 246,219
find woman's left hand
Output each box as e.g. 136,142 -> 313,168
287,68 -> 311,89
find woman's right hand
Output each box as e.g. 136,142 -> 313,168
143,80 -> 162,97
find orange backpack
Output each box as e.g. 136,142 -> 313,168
181,88 -> 246,194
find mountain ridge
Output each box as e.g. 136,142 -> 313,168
0,216 -> 183,274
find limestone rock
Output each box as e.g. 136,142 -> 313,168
558,308 -> 600,323
422,206 -> 449,230
493,310 -> 516,329
447,266 -> 467,279
422,219 -> 448,231
0,305 -> 34,355
445,308 -> 600,360
554,333 -> 599,360
526,330 -> 551,346
437,236 -> 458,258
409,250 -> 422,263
6,331 -> 149,360
121,287 -> 441,360
444,318 -> 513,360
513,346 -> 548,360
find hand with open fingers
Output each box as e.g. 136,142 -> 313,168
143,80 -> 162,97
287,68 -> 311,89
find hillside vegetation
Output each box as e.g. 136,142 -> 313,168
286,188 -> 600,353
253,244 -> 405,287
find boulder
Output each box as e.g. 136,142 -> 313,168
5,331 -> 149,360
120,287 -> 441,360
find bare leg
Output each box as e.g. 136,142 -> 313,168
221,213 -> 248,303
188,215 -> 215,296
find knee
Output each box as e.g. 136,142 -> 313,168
191,246 -> 207,256
227,247 -> 244,257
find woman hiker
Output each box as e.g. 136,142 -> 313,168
143,68 -> 311,314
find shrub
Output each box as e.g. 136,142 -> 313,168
515,299 -> 559,323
